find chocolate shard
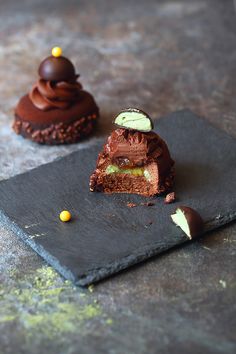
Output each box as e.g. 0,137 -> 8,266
165,192 -> 176,204
114,108 -> 154,132
171,206 -> 204,239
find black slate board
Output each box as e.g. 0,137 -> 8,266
0,110 -> 236,286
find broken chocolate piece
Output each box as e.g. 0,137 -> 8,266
165,192 -> 176,204
114,108 -> 154,132
140,202 -> 155,206
171,206 -> 204,239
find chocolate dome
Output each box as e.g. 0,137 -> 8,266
38,56 -> 76,82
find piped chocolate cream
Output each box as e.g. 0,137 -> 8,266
29,55 -> 83,111
90,109 -> 174,197
29,78 -> 82,111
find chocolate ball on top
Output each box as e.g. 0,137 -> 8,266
90,108 -> 174,197
13,47 -> 99,145
39,47 -> 77,82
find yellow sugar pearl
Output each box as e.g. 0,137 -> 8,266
59,210 -> 71,222
52,46 -> 62,58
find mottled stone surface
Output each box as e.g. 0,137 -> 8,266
0,0 -> 235,353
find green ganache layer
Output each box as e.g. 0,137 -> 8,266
105,164 -> 151,180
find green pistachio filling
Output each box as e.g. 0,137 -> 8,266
106,164 -> 151,180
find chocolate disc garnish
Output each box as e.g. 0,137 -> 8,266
171,206 -> 204,239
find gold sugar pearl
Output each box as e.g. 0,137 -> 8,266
52,47 -> 62,58
59,210 -> 71,222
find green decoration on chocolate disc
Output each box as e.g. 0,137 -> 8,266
114,108 -> 154,132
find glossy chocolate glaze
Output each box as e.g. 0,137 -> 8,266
38,56 -> 77,82
15,91 -> 98,126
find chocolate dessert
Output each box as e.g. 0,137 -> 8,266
90,109 -> 174,197
13,47 -> 99,144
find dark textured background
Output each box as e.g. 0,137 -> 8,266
0,0 -> 236,353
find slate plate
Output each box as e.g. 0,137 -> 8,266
0,110 -> 236,286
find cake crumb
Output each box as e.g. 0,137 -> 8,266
164,192 -> 176,204
127,202 -> 137,208
140,202 -> 155,207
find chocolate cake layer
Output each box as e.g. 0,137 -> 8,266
90,161 -> 174,196
90,128 -> 174,197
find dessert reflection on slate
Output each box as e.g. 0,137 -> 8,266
90,108 -> 175,197
13,47 -> 99,145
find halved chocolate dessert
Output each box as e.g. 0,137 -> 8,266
90,109 -> 174,197
13,47 -> 99,145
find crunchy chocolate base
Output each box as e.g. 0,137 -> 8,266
13,113 -> 98,145
90,166 -> 175,197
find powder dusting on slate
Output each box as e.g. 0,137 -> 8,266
0,266 -> 112,339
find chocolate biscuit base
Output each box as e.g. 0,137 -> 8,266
13,91 -> 99,145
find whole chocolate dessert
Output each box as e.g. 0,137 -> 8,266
90,108 -> 174,197
13,47 -> 99,144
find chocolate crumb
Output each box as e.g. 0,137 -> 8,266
140,202 -> 155,207
164,192 -> 176,204
127,202 -> 137,208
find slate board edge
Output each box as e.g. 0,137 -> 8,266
1,208 -> 235,287
0,210 -> 77,284
0,136 -> 104,184
76,211 -> 236,286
